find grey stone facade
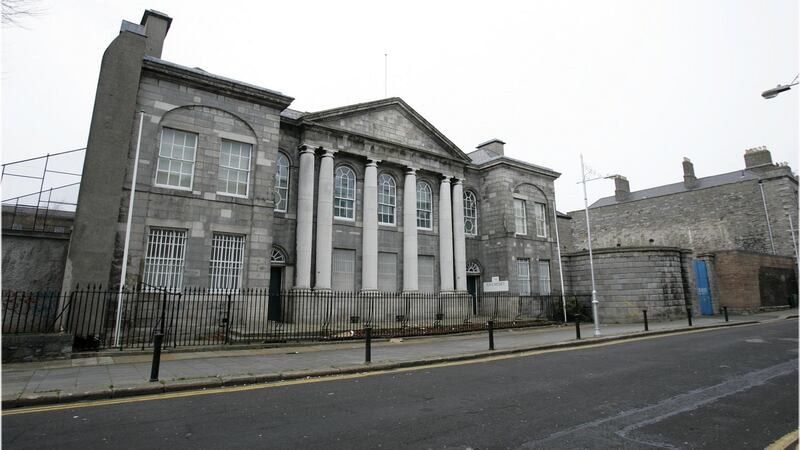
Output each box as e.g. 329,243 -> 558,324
62,10 -> 563,300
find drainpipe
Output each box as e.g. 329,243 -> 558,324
758,181 -> 776,254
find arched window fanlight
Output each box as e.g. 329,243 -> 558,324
271,247 -> 287,265
466,261 -> 481,274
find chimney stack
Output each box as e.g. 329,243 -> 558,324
476,138 -> 505,157
683,157 -> 697,188
614,176 -> 630,201
140,9 -> 172,59
744,146 -> 773,169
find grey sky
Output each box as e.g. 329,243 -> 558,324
2,0 -> 797,212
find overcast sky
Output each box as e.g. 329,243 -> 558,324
2,0 -> 798,212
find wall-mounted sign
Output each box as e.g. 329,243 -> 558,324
483,276 -> 509,292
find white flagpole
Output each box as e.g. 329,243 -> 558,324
552,199 -> 567,322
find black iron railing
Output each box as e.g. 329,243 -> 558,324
1,287 -> 591,351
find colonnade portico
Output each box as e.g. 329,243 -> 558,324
292,144 -> 469,293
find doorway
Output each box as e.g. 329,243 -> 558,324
467,275 -> 480,315
693,260 -> 713,315
268,267 -> 282,321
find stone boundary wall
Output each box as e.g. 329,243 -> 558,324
563,246 -> 692,323
2,333 -> 73,362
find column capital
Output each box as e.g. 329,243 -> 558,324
366,158 -> 381,167
298,143 -> 320,155
452,178 -> 464,186
405,166 -> 418,175
320,149 -> 337,158
440,174 -> 453,182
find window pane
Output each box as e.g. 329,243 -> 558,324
535,202 -> 547,237
143,228 -> 187,292
218,140 -> 251,197
378,174 -> 396,225
464,191 -> 477,235
209,233 -> 246,291
416,182 -> 432,229
538,260 -> 551,295
334,166 -> 356,219
514,199 -> 527,235
155,129 -> 197,189
517,259 -> 530,295
274,153 -> 290,212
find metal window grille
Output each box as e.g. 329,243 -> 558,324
464,191 -> 478,235
538,260 -> 551,295
517,258 -> 531,295
416,181 -> 432,229
418,255 -> 435,293
378,252 -> 398,291
378,174 -> 396,225
332,249 -> 356,291
143,228 -> 187,292
334,166 -> 356,219
155,128 -> 197,189
209,233 -> 245,291
514,199 -> 527,235
218,140 -> 252,197
534,202 -> 547,237
274,153 -> 290,212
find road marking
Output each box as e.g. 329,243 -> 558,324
0,323 -> 765,416
521,359 -> 798,449
765,429 -> 799,450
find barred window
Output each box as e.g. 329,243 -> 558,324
143,228 -> 187,292
514,199 -> 527,235
464,191 -> 478,236
209,233 -> 246,291
517,258 -> 531,295
378,174 -> 396,225
538,260 -> 551,295
275,153 -> 290,212
155,128 -> 197,189
218,140 -> 252,197
334,166 -> 356,220
416,181 -> 432,229
534,202 -> 547,237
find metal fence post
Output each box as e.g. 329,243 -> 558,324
575,316 -> 581,340
225,293 -> 232,344
488,320 -> 495,350
723,306 -> 729,322
364,326 -> 372,363
686,307 -> 692,327
149,332 -> 163,382
643,309 -> 649,331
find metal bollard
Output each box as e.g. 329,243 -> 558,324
686,307 -> 693,327
149,332 -> 164,382
488,320 -> 495,350
364,326 -> 372,364
575,316 -> 581,340
643,309 -> 649,331
723,306 -> 729,322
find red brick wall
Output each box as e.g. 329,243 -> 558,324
712,251 -> 797,311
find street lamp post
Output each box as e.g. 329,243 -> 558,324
578,154 -> 618,337
762,74 -> 798,99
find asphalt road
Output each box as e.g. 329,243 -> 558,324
3,320 -> 797,449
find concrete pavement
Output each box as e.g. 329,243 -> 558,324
2,309 -> 795,409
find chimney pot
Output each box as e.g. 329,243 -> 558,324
140,9 -> 172,59
744,146 -> 773,169
476,138 -> 505,157
683,157 -> 697,188
614,175 -> 630,201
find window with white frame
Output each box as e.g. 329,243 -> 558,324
218,140 -> 252,197
514,198 -> 527,235
334,166 -> 356,220
155,128 -> 197,189
517,258 -> 531,295
143,228 -> 187,292
417,181 -> 432,229
209,233 -> 246,291
464,191 -> 478,236
378,174 -> 396,225
274,153 -> 290,212
534,202 -> 547,237
538,260 -> 551,295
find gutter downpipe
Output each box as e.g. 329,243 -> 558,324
758,181 -> 776,254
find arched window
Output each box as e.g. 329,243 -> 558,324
378,174 -> 396,225
416,181 -> 432,229
274,153 -> 290,212
464,191 -> 477,236
334,166 -> 356,220
466,261 -> 481,274
270,247 -> 287,265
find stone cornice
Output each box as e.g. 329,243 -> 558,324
141,56 -> 294,110
473,157 -> 561,179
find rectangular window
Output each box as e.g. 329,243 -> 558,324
143,228 -> 187,292
514,199 -> 527,235
418,255 -> 435,293
209,233 -> 246,291
377,252 -> 397,292
534,202 -> 547,237
517,258 -> 531,295
332,249 -> 356,291
538,260 -> 551,295
155,128 -> 197,190
218,140 -> 252,197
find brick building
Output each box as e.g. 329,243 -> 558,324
61,10 -> 564,306
562,148 -> 798,316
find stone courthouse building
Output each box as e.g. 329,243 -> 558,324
62,10 -> 563,301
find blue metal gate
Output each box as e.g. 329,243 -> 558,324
693,260 -> 713,315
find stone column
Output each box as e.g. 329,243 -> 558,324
361,159 -> 379,291
314,149 -> 335,290
295,146 -> 316,289
452,179 -> 467,291
439,175 -> 454,291
403,168 -> 418,292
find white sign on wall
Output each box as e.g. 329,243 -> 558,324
483,276 -> 509,292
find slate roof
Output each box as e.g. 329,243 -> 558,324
589,169 -> 761,208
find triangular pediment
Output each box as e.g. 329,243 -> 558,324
302,98 -> 470,162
